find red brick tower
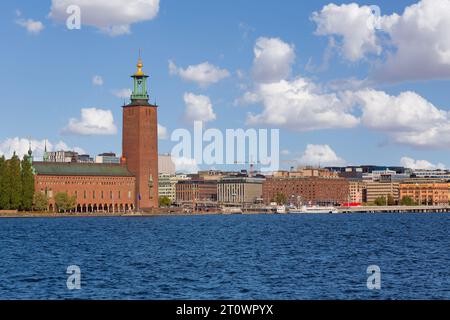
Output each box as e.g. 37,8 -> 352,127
122,56 -> 158,210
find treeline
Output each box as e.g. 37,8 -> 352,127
0,153 -> 36,211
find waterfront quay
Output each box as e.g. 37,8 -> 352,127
338,205 -> 450,214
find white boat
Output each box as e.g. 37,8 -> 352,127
289,205 -> 338,214
276,205 -> 287,214
222,207 -> 243,214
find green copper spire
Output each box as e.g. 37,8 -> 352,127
131,52 -> 149,101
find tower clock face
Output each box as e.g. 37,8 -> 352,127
138,79 -> 143,85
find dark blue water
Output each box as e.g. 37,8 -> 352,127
0,214 -> 449,300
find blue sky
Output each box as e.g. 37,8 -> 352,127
1,0 -> 450,171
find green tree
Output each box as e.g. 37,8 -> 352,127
33,192 -> 49,212
374,195 -> 395,206
54,192 -> 76,213
0,156 -> 8,210
374,196 -> 386,206
400,196 -> 416,206
387,194 -> 395,206
272,193 -> 287,205
159,196 -> 172,207
8,153 -> 22,210
21,157 -> 35,211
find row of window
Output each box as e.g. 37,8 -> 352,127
38,181 -> 133,186
42,189 -> 133,200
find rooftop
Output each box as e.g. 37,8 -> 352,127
32,162 -> 134,177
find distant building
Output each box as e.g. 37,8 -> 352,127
44,150 -> 78,163
347,180 -> 365,204
411,169 -> 450,179
363,170 -> 410,182
77,154 -> 94,163
217,177 -> 265,205
95,153 -> 120,164
176,178 -> 218,206
400,181 -> 449,205
262,177 -> 349,206
195,170 -> 228,181
43,150 -> 94,164
272,168 -> 339,179
158,154 -> 176,175
158,173 -> 188,202
365,181 -> 400,204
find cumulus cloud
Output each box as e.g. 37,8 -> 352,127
241,36 -> 359,131
252,37 -> 295,83
49,0 -> 160,36
312,0 -> 450,82
298,144 -> 346,167
374,0 -> 450,82
311,3 -> 381,62
400,157 -> 446,170
183,93 -> 216,123
16,18 -> 44,35
350,89 -> 450,148
0,138 -> 85,160
63,108 -> 117,135
112,88 -> 132,99
169,60 -> 230,88
92,75 -> 104,86
240,35 -> 450,149
158,124 -> 168,140
244,78 -> 359,131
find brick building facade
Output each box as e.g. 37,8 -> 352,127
399,181 -> 449,205
262,177 -> 349,206
34,163 -> 135,213
175,179 -> 218,204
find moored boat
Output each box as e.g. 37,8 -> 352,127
289,205 -> 338,214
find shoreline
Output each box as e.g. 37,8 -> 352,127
1,210 -> 450,219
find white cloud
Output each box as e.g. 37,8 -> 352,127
311,3 -> 381,62
312,0 -> 450,82
158,124 -> 168,140
400,157 -> 446,170
172,156 -> 199,174
16,18 -> 44,35
63,108 -> 117,135
242,36 -> 359,131
169,60 -> 230,88
252,37 -> 295,83
183,93 -> 216,123
0,138 -> 85,160
112,88 -> 132,99
244,78 -> 359,131
49,0 -> 160,36
298,144 -> 346,167
281,149 -> 291,156
375,0 -> 450,82
350,89 -> 450,148
92,75 -> 104,86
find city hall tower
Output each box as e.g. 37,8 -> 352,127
122,55 -> 159,210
